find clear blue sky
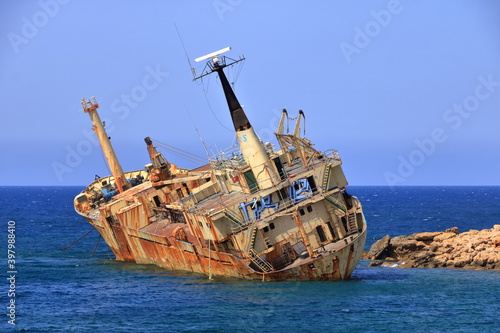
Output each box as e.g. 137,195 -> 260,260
1,0 -> 499,186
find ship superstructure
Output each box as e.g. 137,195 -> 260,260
74,49 -> 367,280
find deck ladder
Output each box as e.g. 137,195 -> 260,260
225,209 -> 248,233
347,212 -> 358,234
322,165 -> 331,190
248,248 -> 273,272
247,227 -> 258,251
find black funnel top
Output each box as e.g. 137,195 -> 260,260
214,64 -> 251,132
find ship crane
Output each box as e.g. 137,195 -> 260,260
144,136 -> 172,182
81,97 -> 130,193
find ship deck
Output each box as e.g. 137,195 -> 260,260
188,155 -> 339,217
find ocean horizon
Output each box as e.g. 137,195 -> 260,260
1,185 -> 499,332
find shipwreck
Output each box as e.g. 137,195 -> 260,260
74,48 -> 367,281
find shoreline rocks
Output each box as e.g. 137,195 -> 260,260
363,225 -> 500,270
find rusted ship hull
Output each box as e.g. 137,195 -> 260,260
80,211 -> 366,281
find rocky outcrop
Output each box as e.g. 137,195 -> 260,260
364,225 -> 500,269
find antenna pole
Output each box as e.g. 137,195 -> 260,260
193,50 -> 279,190
174,23 -> 196,80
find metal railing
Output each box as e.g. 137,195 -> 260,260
209,145 -> 248,170
208,143 -> 278,171
323,149 -> 341,162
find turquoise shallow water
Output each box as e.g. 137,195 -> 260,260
1,186 -> 499,332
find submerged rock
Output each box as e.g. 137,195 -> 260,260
366,225 -> 500,270
368,260 -> 384,267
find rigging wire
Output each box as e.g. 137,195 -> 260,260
91,234 -> 101,257
100,147 -> 112,176
60,229 -> 94,251
201,75 -> 233,132
152,139 -> 206,160
97,127 -> 113,176
151,139 -> 207,164
154,146 -> 205,164
284,112 -> 306,136
184,105 -> 211,160
231,59 -> 244,89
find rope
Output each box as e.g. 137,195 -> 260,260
91,234 -> 101,257
60,229 -> 94,251
151,139 -> 207,164
231,60 -> 244,89
155,145 -> 202,163
201,76 -> 233,132
285,112 -> 306,136
152,139 -> 205,159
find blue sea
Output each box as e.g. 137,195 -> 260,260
1,186 -> 499,333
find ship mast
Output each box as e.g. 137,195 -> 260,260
194,47 -> 279,189
81,97 -> 130,193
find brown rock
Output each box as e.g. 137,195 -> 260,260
433,254 -> 449,266
453,256 -> 471,268
368,260 -> 383,267
472,253 -> 488,267
413,250 -> 434,260
445,227 -> 459,234
475,244 -> 487,252
493,236 -> 500,249
366,235 -> 391,260
429,244 -> 439,252
464,230 -> 479,236
368,226 -> 500,270
441,246 -> 453,254
410,251 -> 437,267
434,232 -> 457,242
412,232 -> 442,241
391,237 -> 418,251
472,239 -> 488,248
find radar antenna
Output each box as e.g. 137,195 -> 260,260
192,48 -> 279,189
193,46 -> 245,81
